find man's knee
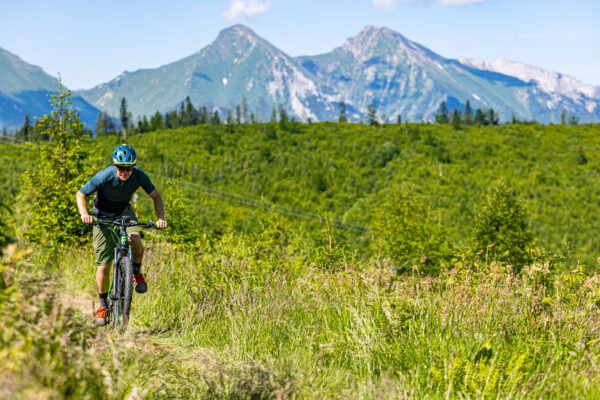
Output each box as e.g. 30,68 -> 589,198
97,263 -> 111,272
97,263 -> 112,278
129,232 -> 143,251
129,232 -> 142,243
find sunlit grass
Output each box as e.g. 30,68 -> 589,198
4,234 -> 600,398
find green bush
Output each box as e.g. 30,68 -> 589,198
472,178 -> 533,266
371,183 -> 449,272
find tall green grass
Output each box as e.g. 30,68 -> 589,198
15,226 -> 597,399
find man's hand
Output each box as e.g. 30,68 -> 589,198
156,219 -> 168,229
81,214 -> 94,224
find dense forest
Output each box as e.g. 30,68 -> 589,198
3,114 -> 599,267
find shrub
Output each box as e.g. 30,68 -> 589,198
472,179 -> 533,266
371,183 -> 449,272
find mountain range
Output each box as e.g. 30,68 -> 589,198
0,48 -> 100,130
1,24 -> 599,129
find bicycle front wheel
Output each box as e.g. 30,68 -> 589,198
118,256 -> 134,330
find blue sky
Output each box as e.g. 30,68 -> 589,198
1,0 -> 598,90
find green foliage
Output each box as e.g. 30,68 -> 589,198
367,103 -> 378,126
371,183 -> 449,271
17,79 -> 93,245
472,178 -> 533,266
163,182 -> 204,251
338,101 -> 348,123
0,202 -> 12,250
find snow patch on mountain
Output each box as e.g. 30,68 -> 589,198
458,58 -> 600,100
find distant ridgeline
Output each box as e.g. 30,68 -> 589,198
2,25 -> 599,132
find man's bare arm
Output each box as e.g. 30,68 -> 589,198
76,191 -> 93,224
148,189 -> 167,229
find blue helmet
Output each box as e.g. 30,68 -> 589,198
112,144 -> 137,166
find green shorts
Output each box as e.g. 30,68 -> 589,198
93,206 -> 141,266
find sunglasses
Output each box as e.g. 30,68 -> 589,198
116,165 -> 133,172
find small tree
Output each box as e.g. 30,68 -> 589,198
472,179 -> 532,266
464,100 -> 473,125
451,109 -> 462,129
242,96 -> 248,123
338,101 -> 348,122
372,183 -> 449,272
119,97 -> 129,138
18,78 -> 92,244
367,103 -> 378,126
435,101 -> 449,124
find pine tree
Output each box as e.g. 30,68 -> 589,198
270,104 -> 277,122
150,111 -> 163,131
16,115 -> 32,141
18,78 -> 92,244
165,110 -> 179,129
372,183 -> 449,271
451,109 -> 462,129
95,111 -> 105,137
211,110 -> 221,125
185,97 -> 198,126
179,102 -> 187,126
119,97 -> 129,138
474,108 -> 487,125
278,104 -> 288,125
338,101 -> 347,122
464,100 -> 473,125
236,104 -> 242,124
487,108 -> 499,125
560,109 -> 567,125
435,101 -> 449,124
199,106 -> 208,124
396,114 -> 402,124
242,96 -> 248,123
367,103 -> 378,126
472,179 -> 532,266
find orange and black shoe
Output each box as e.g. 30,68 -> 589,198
94,307 -> 108,326
134,274 -> 147,293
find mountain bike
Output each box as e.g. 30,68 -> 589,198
93,216 -> 155,331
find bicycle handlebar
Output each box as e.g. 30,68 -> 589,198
93,217 -> 156,229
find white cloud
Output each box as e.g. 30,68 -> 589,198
438,0 -> 489,4
372,0 -> 489,8
372,0 -> 409,9
224,0 -> 273,22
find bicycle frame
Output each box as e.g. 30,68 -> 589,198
93,215 -> 155,331
110,220 -> 134,330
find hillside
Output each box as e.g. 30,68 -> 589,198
3,119 -> 600,398
3,121 -> 600,265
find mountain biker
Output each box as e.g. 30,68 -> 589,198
76,144 -> 168,325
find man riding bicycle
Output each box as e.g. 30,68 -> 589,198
76,144 -> 168,325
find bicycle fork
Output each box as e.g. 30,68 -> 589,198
110,231 -> 130,328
